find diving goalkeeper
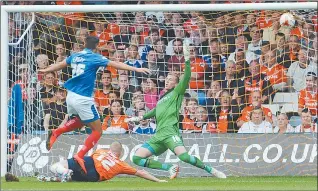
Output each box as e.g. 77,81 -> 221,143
44,142 -> 167,183
126,45 -> 226,179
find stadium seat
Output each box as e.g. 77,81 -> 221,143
262,104 -> 280,115
281,104 -> 299,113
289,116 -> 301,127
272,93 -> 298,104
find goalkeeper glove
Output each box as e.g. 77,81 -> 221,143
124,116 -> 143,123
183,44 -> 190,61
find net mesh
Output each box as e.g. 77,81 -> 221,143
6,5 -> 317,178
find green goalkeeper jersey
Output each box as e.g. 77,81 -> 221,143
143,60 -> 191,137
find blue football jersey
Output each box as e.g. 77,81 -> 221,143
64,48 -> 109,97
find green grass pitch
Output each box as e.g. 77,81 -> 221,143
1,176 -> 317,190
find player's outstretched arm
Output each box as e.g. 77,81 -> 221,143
174,45 -> 191,95
108,61 -> 150,75
135,169 -> 167,182
38,60 -> 68,73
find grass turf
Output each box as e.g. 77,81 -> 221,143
1,176 -> 317,190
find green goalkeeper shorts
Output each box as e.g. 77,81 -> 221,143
142,134 -> 184,156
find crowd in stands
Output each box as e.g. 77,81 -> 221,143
6,1 -> 318,136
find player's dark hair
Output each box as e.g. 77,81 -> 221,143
85,36 -> 100,50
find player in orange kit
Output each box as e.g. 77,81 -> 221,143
46,142 -> 167,183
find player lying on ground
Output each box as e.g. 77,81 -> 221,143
47,142 -> 167,183
39,36 -> 150,174
126,44 -> 226,179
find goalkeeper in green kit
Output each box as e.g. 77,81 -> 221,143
126,45 -> 226,179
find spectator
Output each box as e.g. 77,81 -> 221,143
167,38 -> 185,72
94,70 -> 118,115
125,95 -> 149,117
131,109 -> 156,134
244,59 -> 274,104
220,40 -> 229,59
118,74 -> 133,108
182,98 -> 199,132
137,50 -> 166,87
102,99 -> 129,134
71,42 -> 84,54
206,81 -> 222,113
195,106 -> 217,133
247,25 -> 264,58
238,107 -> 273,133
210,90 -> 240,133
125,45 -> 143,78
220,60 -> 245,105
203,38 -> 226,69
228,35 -> 255,64
102,90 -> 120,116
298,72 -> 318,116
36,54 -> 50,83
273,113 -> 294,133
75,28 -> 89,44
188,45 -> 207,90
54,43 -> 71,85
262,13 -> 281,44
288,34 -> 301,62
275,33 -> 292,69
154,39 -> 170,69
233,13 -> 248,36
143,77 -> 159,110
261,49 -> 288,92
237,91 -> 273,128
287,48 -> 317,92
40,72 -> 57,107
43,88 -> 68,131
235,49 -> 250,79
215,14 -> 235,53
294,108 -> 317,133
208,55 -> 225,81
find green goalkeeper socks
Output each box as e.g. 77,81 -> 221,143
132,156 -> 172,171
178,152 -> 213,174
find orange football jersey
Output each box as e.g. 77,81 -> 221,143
217,110 -> 228,133
102,115 -> 129,131
182,116 -> 202,132
298,89 -> 318,116
94,90 -> 110,108
261,64 -> 288,85
92,149 -> 137,181
181,58 -> 206,89
238,105 -> 273,122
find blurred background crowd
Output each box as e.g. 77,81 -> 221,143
4,0 -> 317,136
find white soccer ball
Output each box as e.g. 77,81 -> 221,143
16,137 -> 50,174
280,13 -> 295,27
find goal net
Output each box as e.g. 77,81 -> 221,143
3,3 -> 317,178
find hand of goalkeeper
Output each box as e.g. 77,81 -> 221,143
124,116 -> 143,123
183,43 -> 190,61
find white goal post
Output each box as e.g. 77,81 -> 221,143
1,2 -> 317,177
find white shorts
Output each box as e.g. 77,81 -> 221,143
66,91 -> 100,123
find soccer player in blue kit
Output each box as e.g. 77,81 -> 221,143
39,36 -> 150,173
